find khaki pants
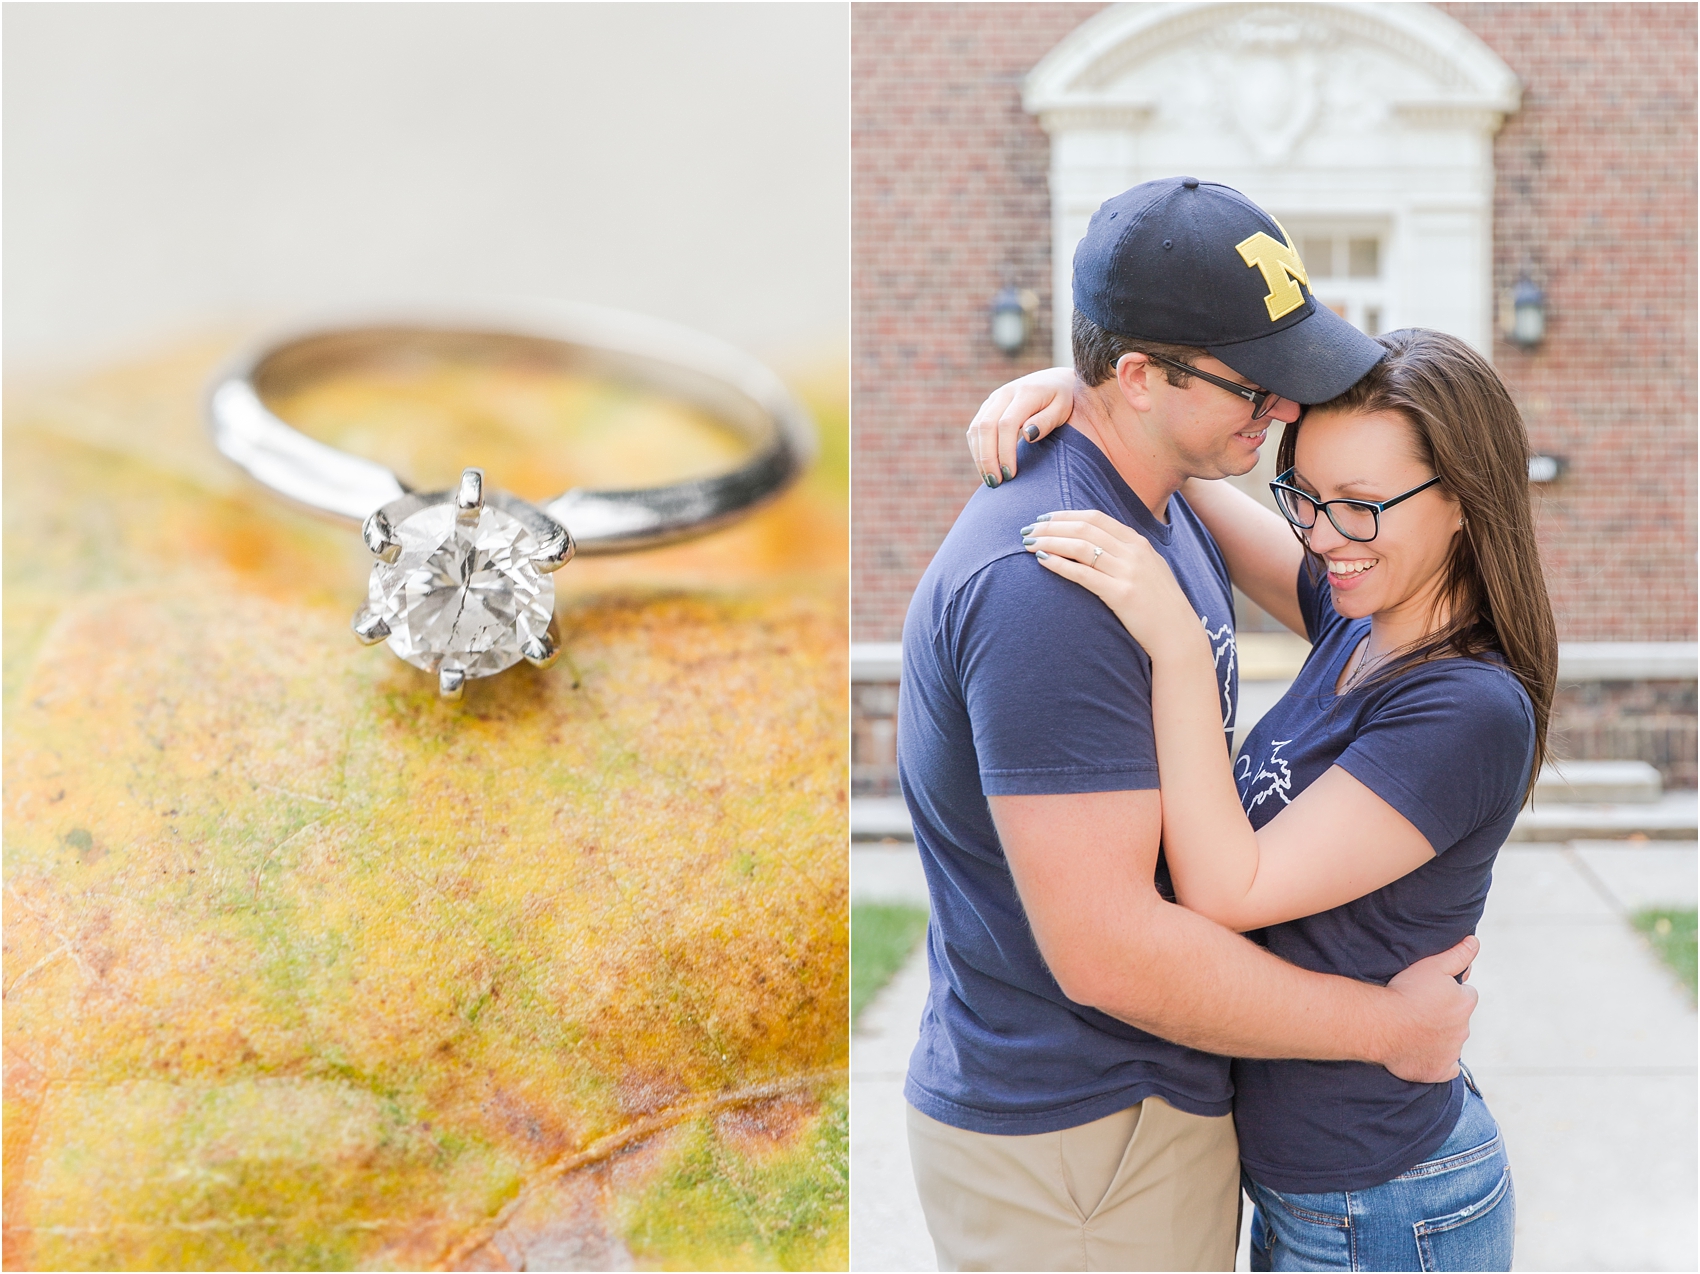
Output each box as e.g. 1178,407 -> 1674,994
907,1097 -> 1240,1272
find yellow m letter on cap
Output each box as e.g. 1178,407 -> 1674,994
1236,220 -> 1310,322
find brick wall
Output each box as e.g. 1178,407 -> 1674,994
1553,679 -> 1697,789
852,2 -> 1698,645
1446,2 -> 1698,642
852,680 -> 900,799
851,2 -> 1105,641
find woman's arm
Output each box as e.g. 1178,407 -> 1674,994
1027,511 -> 1436,931
963,371 -> 1308,634
966,366 -> 1075,485
1178,477 -> 1306,637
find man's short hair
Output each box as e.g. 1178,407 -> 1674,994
1072,310 -> 1208,389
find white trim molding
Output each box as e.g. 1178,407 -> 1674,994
1023,2 -> 1522,361
854,640 -> 1697,684
852,641 -> 904,683
1556,643 -> 1698,683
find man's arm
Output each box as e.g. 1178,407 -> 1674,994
989,790 -> 1477,1081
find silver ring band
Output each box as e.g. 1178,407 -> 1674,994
204,302 -> 816,699
206,301 -> 816,553
1091,545 -> 1102,565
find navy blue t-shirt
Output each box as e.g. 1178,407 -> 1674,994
898,426 -> 1240,1135
1231,563 -> 1535,1192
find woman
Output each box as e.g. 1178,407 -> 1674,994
966,328 -> 1556,1271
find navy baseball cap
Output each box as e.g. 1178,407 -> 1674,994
1072,176 -> 1384,404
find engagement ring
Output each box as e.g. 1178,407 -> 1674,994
208,303 -> 815,699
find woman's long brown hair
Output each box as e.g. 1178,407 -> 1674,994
1276,327 -> 1558,801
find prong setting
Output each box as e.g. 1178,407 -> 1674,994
362,509 -> 401,564
534,532 -> 575,573
455,468 -> 485,526
351,607 -> 391,646
522,616 -> 562,669
360,481 -> 564,693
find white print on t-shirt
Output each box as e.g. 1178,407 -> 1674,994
1236,738 -> 1295,811
1201,615 -> 1236,730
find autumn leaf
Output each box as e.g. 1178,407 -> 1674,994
3,335 -> 848,1271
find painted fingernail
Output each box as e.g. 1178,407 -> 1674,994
984,474 -> 998,488
1022,424 -> 1040,442
1001,466 -> 1013,481
1019,523 -> 1035,535
1034,513 -> 1052,523
1021,536 -> 1036,546
1035,550 -> 1050,560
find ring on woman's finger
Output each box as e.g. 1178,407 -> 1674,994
1091,545 -> 1103,566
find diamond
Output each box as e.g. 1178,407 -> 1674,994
368,503 -> 555,679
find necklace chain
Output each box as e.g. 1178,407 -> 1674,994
1342,638 -> 1391,693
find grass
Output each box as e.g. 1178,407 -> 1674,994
1632,907 -> 1697,1001
851,904 -> 929,1025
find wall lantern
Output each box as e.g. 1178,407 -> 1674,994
1504,277 -> 1547,348
990,287 -> 1038,356
1528,454 -> 1567,483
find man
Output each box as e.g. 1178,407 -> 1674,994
897,177 -> 1481,1271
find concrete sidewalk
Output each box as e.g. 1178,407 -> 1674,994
850,841 -> 1697,1272
850,930 -> 937,1273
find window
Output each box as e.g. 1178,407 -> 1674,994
1290,226 -> 1390,336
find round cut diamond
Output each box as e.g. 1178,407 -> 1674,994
369,503 -> 554,679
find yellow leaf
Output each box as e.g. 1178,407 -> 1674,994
3,336 -> 848,1270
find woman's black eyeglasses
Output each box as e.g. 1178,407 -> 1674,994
1269,469 -> 1444,543
1141,352 -> 1296,423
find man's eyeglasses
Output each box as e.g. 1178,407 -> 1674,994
1269,468 -> 1444,543
1141,352 -> 1297,423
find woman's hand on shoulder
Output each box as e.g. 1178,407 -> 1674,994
1023,510 -> 1204,660
968,366 -> 1076,486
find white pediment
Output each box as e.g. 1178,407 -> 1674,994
1024,2 -> 1521,359
1026,2 -> 1520,164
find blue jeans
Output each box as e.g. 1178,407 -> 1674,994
1246,1073 -> 1514,1271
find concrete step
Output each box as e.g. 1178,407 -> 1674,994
1510,790 -> 1698,842
855,787 -> 1699,846
851,843 -> 930,906
1535,760 -> 1663,804
851,796 -> 913,841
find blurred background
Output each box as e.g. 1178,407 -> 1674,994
849,5 -> 1695,1271
4,7 -> 852,1270
4,3 -> 847,380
